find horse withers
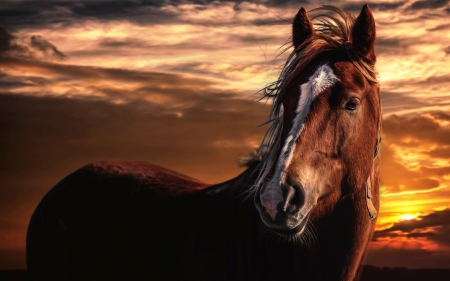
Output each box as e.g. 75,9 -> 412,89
27,5 -> 381,281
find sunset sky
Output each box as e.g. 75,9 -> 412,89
1,0 -> 450,270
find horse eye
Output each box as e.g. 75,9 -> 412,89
344,98 -> 360,111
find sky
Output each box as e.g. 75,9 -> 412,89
1,0 -> 450,270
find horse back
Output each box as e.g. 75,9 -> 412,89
82,160 -> 211,196
26,160 -> 211,280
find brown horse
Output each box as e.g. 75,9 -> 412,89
27,5 -> 381,281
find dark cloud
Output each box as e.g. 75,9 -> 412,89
412,74 -> 450,86
0,91 -> 267,184
2,57 -> 217,92
0,0 -> 309,28
445,46 -> 450,54
0,26 -> 66,61
420,166 -> 450,177
377,37 -> 406,49
263,0 -> 309,7
0,0 -> 411,32
380,80 -> 450,114
408,0 -> 449,10
0,72 -> 48,90
166,60 -> 271,80
376,36 -> 420,56
99,37 -> 147,48
69,0 -> 162,17
429,112 -> 450,121
30,35 -> 66,59
69,0 -> 180,25
0,0 -> 175,27
96,39 -> 225,52
380,91 -> 426,115
374,209 -> 450,246
0,1 -> 73,27
427,23 -> 450,31
366,247 -> 450,268
0,26 -> 29,56
0,26 -> 13,52
342,1 -> 406,13
383,112 -> 450,146
234,34 -> 280,44
427,145 -> 450,158
367,209 -> 450,268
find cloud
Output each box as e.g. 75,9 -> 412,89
427,23 -> 450,31
376,36 -> 422,56
0,91 -> 267,183
1,57 -> 217,94
0,25 -> 13,52
0,0 -> 175,27
379,112 -> 450,193
380,91 -> 427,115
98,37 -> 147,48
374,209 -> 450,246
0,26 -> 29,56
0,71 -> 51,90
366,209 -> 450,268
0,0 -> 308,28
380,144 -> 440,192
408,0 -> 449,10
366,247 -> 450,268
30,35 -> 66,59
342,1 -> 407,13
445,46 -> 450,54
383,112 -> 450,147
0,26 -> 66,61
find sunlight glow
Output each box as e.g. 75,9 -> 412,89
398,214 -> 419,221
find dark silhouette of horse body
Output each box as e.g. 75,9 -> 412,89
27,5 -> 381,281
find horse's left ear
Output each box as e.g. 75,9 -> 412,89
292,7 -> 314,49
352,5 -> 376,63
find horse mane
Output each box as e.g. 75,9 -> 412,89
241,5 -> 379,190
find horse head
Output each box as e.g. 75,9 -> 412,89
254,5 -> 380,238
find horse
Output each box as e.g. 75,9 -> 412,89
26,5 -> 381,281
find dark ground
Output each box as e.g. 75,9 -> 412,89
1,266 -> 450,280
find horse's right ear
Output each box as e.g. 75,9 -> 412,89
292,7 -> 314,49
352,5 -> 376,63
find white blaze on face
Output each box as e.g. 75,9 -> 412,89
260,64 -> 338,220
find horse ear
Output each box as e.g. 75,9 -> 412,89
292,7 -> 314,49
352,5 -> 376,63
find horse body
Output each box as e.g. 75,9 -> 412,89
25,161 -> 302,280
26,160 -> 368,281
27,5 -> 381,281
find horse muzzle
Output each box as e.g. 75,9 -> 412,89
255,180 -> 314,237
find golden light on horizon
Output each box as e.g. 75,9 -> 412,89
397,213 -> 419,221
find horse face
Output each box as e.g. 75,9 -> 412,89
254,5 -> 380,237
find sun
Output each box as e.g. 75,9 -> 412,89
398,214 -> 419,221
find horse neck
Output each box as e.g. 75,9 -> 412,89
201,162 -> 261,206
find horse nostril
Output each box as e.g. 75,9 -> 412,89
281,184 -> 304,215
